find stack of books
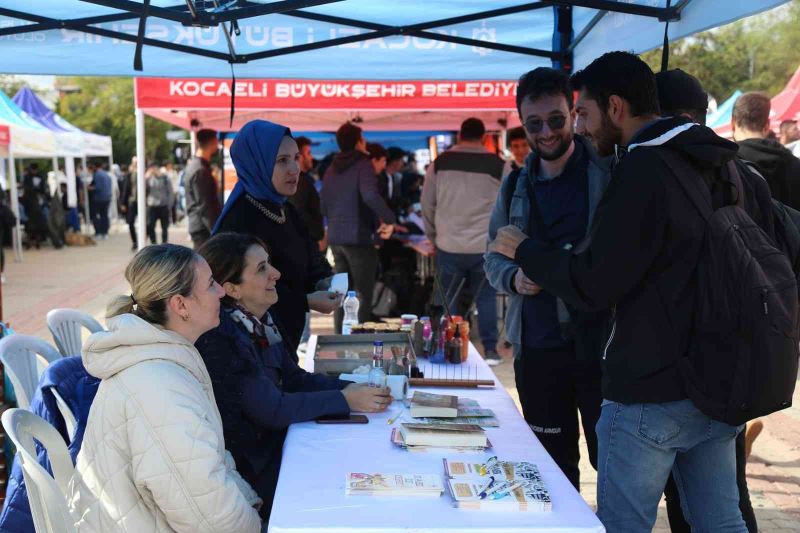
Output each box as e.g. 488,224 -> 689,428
409,391 -> 459,418
443,458 -> 552,512
393,423 -> 490,451
409,392 -> 500,427
345,472 -> 443,497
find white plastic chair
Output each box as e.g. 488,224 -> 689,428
47,309 -> 104,358
0,335 -> 62,410
2,408 -> 76,533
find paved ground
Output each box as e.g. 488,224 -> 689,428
3,220 -> 799,531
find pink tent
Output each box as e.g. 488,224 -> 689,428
769,65 -> 800,126
715,65 -> 800,138
135,78 -> 521,132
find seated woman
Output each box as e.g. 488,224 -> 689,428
196,232 -> 392,519
70,244 -> 262,533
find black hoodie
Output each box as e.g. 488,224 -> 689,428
737,138 -> 800,211
515,117 -> 762,404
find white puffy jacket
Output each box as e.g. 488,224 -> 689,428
69,313 -> 262,533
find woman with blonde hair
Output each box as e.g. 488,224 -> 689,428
69,243 -> 262,533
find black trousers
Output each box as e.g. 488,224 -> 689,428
331,245 -> 378,333
514,344 -> 602,491
664,430 -> 757,532
91,200 -> 110,236
125,203 -> 138,246
147,205 -> 170,244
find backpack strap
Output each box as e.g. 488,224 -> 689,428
650,148 -> 714,222
503,167 -> 522,215
725,160 -> 745,209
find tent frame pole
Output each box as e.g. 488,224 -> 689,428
81,156 -> 91,235
8,152 -> 22,262
135,108 -> 147,251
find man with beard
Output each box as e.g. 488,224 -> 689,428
485,67 -> 610,491
422,118 -> 504,364
489,52 -> 749,531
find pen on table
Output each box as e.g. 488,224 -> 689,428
387,408 -> 403,425
477,476 -> 496,499
489,481 -> 524,500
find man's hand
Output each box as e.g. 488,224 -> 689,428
488,225 -> 529,259
514,268 -> 542,296
307,291 -> 342,314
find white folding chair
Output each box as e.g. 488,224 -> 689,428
0,335 -> 62,410
2,408 -> 76,533
46,309 -> 104,358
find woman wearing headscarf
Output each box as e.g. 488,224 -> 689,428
213,120 -> 339,356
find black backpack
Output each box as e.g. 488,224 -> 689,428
654,149 -> 799,426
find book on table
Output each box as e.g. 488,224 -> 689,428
409,391 -> 459,418
399,423 -> 487,448
443,459 -> 552,512
345,472 -> 443,497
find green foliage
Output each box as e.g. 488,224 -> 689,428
0,76 -> 26,97
642,0 -> 800,102
55,77 -> 175,166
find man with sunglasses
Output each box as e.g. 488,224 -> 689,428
484,67 -> 611,491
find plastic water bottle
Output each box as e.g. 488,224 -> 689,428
368,341 -> 387,388
420,316 -> 433,357
342,291 -> 359,335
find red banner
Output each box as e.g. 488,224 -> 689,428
0,125 -> 9,147
136,78 -> 517,110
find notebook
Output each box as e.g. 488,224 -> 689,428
443,459 -> 551,512
345,472 -> 443,497
399,423 -> 487,448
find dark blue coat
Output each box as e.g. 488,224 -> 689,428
0,357 -> 99,533
195,308 -> 350,519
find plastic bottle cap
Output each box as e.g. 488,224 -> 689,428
373,340 -> 383,346
346,291 -> 357,297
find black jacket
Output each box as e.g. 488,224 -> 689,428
515,117 -> 768,404
196,308 -> 349,519
217,196 -> 333,355
288,172 -> 324,241
737,138 -> 800,211
184,156 -> 221,234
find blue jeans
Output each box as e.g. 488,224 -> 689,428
436,249 -> 497,351
596,399 -> 746,533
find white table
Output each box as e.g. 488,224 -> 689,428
267,338 -> 605,533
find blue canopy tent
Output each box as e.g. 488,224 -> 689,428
0,1 -> 789,250
13,87 -> 115,228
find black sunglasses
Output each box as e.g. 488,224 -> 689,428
524,115 -> 568,134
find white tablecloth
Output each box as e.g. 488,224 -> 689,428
267,338 -> 605,533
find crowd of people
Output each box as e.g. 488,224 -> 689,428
3,47 -> 800,533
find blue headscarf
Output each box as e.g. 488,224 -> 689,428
212,119 -> 291,234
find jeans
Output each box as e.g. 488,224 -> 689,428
436,249 -> 497,352
331,245 -> 379,333
514,344 -> 601,490
596,399 -> 746,533
91,200 -> 110,236
664,430 -> 757,532
147,205 -> 170,244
